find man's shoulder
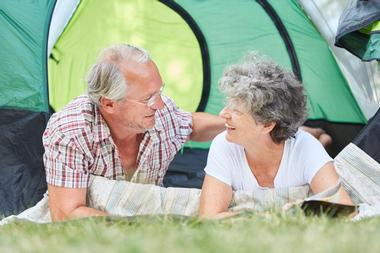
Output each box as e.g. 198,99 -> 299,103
155,95 -> 192,128
62,95 -> 94,111
46,95 -> 97,136
159,95 -> 177,114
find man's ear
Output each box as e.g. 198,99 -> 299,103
262,122 -> 276,134
99,96 -> 117,113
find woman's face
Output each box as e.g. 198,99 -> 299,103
219,100 -> 265,146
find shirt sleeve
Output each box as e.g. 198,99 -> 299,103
298,131 -> 334,185
160,95 -> 193,145
204,132 -> 233,186
43,130 -> 90,188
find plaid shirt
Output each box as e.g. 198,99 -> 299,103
43,95 -> 193,188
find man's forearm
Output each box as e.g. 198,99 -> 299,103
70,206 -> 108,219
190,112 -> 225,141
50,205 -> 108,222
200,211 -> 239,219
48,184 -> 108,222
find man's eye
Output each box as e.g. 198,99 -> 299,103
141,97 -> 152,103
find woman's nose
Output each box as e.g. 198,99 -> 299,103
219,107 -> 231,119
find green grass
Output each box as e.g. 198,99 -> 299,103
1,212 -> 379,253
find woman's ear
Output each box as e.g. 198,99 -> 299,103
262,122 -> 276,134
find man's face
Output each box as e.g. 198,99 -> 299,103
113,60 -> 165,134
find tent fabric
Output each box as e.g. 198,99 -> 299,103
299,0 -> 380,119
0,1 -> 55,112
0,1 -> 56,217
164,148 -> 208,188
335,0 -> 380,61
47,0 -> 80,56
353,108 -> 380,164
0,109 -> 48,217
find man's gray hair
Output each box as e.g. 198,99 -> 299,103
219,52 -> 307,143
87,44 -> 150,106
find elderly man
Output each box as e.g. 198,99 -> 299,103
43,44 -> 225,221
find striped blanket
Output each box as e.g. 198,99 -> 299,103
335,143 -> 380,205
0,177 -> 309,225
1,143 -> 380,225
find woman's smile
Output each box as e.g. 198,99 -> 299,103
225,123 -> 236,130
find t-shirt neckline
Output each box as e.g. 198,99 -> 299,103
242,140 -> 288,189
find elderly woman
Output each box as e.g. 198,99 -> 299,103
199,53 -> 352,218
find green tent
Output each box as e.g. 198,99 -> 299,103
335,0 -> 380,62
0,0 -> 368,216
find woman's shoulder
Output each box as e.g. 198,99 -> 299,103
285,129 -> 331,160
286,129 -> 332,160
290,129 -> 323,148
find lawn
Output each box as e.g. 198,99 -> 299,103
1,212 -> 379,253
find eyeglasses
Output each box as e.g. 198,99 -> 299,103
222,107 -> 244,116
224,99 -> 246,116
124,84 -> 165,108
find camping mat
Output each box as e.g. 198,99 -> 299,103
335,143 -> 380,205
0,177 -> 309,225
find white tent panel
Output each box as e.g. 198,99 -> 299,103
48,0 -> 80,56
299,0 -> 380,119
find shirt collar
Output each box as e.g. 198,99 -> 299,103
93,105 -> 112,143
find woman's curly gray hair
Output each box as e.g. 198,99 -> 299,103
219,52 -> 307,143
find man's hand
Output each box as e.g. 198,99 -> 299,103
301,126 -> 333,147
48,184 -> 108,221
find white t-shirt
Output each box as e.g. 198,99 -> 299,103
204,129 -> 333,191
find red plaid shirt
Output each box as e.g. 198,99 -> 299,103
43,95 -> 193,188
